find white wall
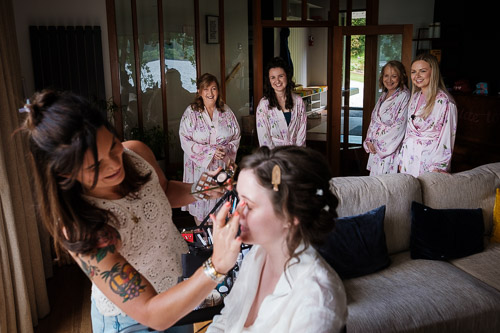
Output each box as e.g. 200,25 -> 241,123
379,0 -> 435,39
307,27 -> 328,86
199,0 -> 221,82
13,0 -> 111,99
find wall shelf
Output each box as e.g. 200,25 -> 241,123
295,86 -> 327,115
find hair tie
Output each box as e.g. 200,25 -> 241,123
271,164 -> 281,191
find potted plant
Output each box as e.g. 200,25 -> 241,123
130,125 -> 168,160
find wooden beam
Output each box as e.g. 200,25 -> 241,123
131,0 -> 143,130
363,34 -> 377,145
195,0 -> 201,78
105,0 -> 123,139
328,26 -> 343,177
342,24 -> 409,35
157,0 -> 169,164
261,20 -> 330,28
302,0 -> 307,21
253,0 -> 263,105
366,0 -> 379,25
219,0 -> 226,100
401,24 -> 413,79
282,0 -> 287,21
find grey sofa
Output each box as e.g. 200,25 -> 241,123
329,162 -> 500,333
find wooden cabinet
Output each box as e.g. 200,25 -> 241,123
451,94 -> 500,172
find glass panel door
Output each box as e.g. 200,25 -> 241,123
137,0 -> 162,137
331,24 -> 412,176
224,0 -> 251,160
163,0 -> 197,166
113,0 -> 199,170
116,0 -> 137,138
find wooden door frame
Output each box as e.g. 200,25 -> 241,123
252,0 -> 401,176
329,24 -> 413,175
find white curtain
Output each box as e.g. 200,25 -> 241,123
0,0 -> 51,331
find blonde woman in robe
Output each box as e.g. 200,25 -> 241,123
399,53 -> 457,176
364,60 -> 410,175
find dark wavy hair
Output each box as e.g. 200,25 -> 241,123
20,90 -> 150,256
190,73 -> 225,112
238,145 -> 338,268
263,57 -> 296,110
378,60 -> 409,92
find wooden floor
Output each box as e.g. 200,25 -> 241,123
34,264 -> 92,333
33,208 -> 209,333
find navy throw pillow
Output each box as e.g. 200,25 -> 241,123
410,201 -> 484,260
317,205 -> 390,280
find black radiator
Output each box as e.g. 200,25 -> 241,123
29,25 -> 105,104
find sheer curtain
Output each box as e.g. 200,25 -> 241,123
0,0 -> 51,331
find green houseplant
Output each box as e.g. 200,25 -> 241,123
130,125 -> 168,161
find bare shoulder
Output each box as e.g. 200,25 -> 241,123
123,140 -> 168,190
123,140 -> 157,167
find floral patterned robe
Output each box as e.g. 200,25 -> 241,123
399,90 -> 457,177
179,105 -> 240,221
256,94 -> 307,148
363,87 -> 410,175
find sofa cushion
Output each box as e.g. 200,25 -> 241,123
418,162 -> 500,236
317,205 -> 390,279
330,173 -> 421,254
451,242 -> 500,292
492,188 -> 500,243
410,201 -> 484,260
343,251 -> 500,333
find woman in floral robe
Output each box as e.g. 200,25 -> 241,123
256,57 -> 307,148
180,73 -> 240,223
399,53 -> 457,177
364,60 -> 410,175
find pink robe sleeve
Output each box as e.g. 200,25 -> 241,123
256,98 -> 276,149
294,96 -> 307,147
179,107 -> 217,169
364,90 -> 410,158
375,91 -> 409,158
363,94 -> 385,153
427,96 -> 457,172
223,107 -> 241,163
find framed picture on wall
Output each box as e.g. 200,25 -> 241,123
206,15 -> 219,44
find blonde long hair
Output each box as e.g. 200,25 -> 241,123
411,53 -> 453,119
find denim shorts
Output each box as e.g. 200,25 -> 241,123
91,297 -> 194,333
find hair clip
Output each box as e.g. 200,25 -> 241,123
271,164 -> 281,191
316,189 -> 323,196
19,99 -> 30,113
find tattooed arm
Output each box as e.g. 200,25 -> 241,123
69,206 -> 242,330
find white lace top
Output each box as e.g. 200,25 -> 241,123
85,149 -> 188,316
